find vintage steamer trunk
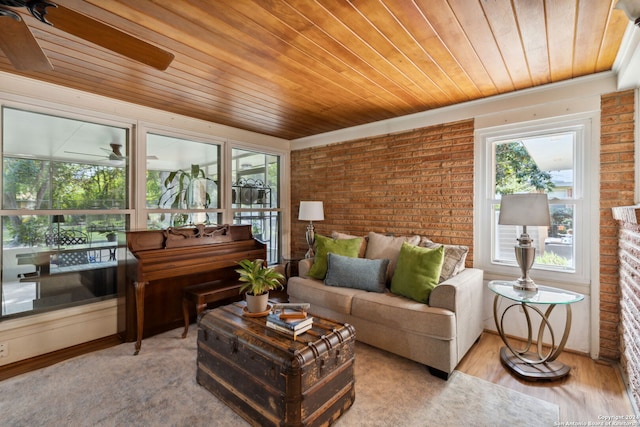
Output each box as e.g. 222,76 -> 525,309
197,302 -> 356,427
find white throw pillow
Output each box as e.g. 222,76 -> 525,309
419,237 -> 468,282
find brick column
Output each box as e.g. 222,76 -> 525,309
600,90 -> 636,360
612,206 -> 640,413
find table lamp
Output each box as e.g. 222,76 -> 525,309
498,193 -> 550,292
298,201 -> 324,258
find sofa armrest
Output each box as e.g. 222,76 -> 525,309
297,258 -> 314,278
430,267 -> 484,366
429,268 -> 484,313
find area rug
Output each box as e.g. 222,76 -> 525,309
0,327 -> 558,426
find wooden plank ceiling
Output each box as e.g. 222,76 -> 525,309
0,0 -> 630,140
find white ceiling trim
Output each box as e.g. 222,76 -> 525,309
614,23 -> 640,91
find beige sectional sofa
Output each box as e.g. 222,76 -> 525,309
287,231 -> 484,379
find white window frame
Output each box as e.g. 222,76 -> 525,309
135,124 -> 226,230
475,116 -> 593,288
226,140 -> 288,264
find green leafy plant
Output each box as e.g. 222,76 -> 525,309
158,164 -> 215,209
236,259 -> 284,296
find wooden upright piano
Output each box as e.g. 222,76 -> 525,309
123,224 -> 266,354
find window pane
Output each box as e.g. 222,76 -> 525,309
3,108 -> 128,210
493,132 -> 575,272
1,107 -> 130,318
2,213 -> 124,318
232,149 -> 279,209
493,203 -> 575,271
494,133 -> 574,197
233,211 -> 281,265
146,134 -> 220,225
231,148 -> 280,264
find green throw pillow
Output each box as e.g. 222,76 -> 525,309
308,234 -> 363,279
390,242 -> 445,303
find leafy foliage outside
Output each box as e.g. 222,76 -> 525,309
495,141 -> 555,195
3,157 -> 126,246
535,251 -> 570,267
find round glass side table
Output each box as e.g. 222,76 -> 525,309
488,280 -> 584,381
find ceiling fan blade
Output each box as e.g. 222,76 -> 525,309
0,10 -> 53,71
43,4 -> 174,70
64,150 -> 105,157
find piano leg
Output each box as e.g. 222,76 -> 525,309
134,280 -> 148,355
182,298 -> 190,339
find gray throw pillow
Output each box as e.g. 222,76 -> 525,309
325,253 -> 390,293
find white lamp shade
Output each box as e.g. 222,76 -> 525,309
298,201 -> 324,221
498,193 -> 550,227
615,0 -> 640,22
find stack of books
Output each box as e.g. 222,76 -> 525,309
266,312 -> 313,340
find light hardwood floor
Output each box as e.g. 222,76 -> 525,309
457,332 -> 637,423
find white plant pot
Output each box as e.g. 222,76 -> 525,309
245,292 -> 269,313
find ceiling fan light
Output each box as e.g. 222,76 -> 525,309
615,0 -> 640,26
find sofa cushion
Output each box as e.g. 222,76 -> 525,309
364,232 -> 420,282
325,253 -> 389,293
391,242 -> 445,303
308,234 -> 363,279
287,276 -> 359,315
420,237 -> 468,283
350,291 -> 455,339
331,231 -> 368,257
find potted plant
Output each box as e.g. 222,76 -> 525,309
236,259 -> 284,313
158,164 -> 216,209
103,231 -> 117,242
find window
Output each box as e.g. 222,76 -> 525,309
1,108 -> 286,320
477,118 -> 591,285
1,107 -> 129,317
145,133 -> 221,228
231,148 -> 281,265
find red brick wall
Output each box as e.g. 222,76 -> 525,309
290,119 -> 475,264
600,90 -> 636,360
291,92 -> 636,365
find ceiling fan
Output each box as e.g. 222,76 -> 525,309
0,0 -> 174,72
65,143 -> 129,161
65,143 -> 159,163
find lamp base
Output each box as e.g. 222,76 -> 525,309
513,278 -> 538,292
304,223 -> 315,259
514,240 -> 538,292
